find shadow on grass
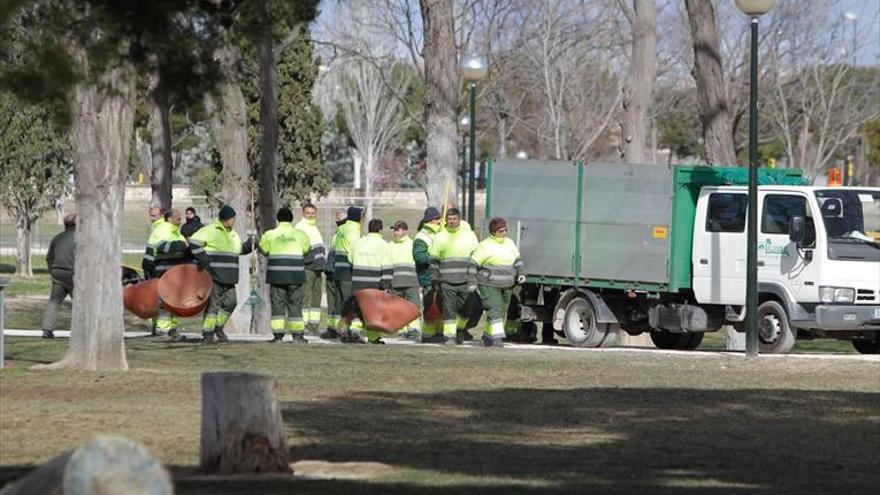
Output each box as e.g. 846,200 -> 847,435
1,385 -> 877,494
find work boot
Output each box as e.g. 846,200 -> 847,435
42,330 -> 55,339
290,334 -> 308,344
444,336 -> 459,346
541,337 -> 559,346
493,337 -> 505,348
215,327 -> 229,343
408,331 -> 423,344
168,329 -> 181,342
482,335 -> 494,347
270,333 -> 285,343
369,338 -> 386,345
201,332 -> 216,344
457,329 -> 473,341
320,328 -> 339,340
346,331 -> 366,344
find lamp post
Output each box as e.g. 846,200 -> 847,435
735,0 -> 776,357
460,116 -> 470,215
460,53 -> 488,226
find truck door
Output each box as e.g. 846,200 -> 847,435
758,193 -> 817,299
692,190 -> 748,304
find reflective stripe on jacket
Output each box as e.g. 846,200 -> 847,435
383,236 -> 418,289
190,221 -> 246,285
469,235 -> 523,288
259,222 -> 311,285
152,221 -> 189,275
429,225 -> 479,285
349,233 -> 387,292
294,218 -> 326,272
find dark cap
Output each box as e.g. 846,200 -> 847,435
390,220 -> 408,230
276,207 -> 293,222
421,207 -> 441,223
218,205 -> 236,220
347,206 -> 363,222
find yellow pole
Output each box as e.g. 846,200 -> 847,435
440,178 -> 450,227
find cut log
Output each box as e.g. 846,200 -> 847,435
199,372 -> 291,475
0,435 -> 172,495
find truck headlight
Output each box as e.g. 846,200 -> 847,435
819,286 -> 855,304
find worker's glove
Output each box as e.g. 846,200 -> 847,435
467,284 -> 477,292
241,237 -> 254,253
325,271 -> 335,282
515,275 -> 526,285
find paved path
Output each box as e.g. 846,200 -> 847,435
4,329 -> 878,363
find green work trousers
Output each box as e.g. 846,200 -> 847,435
440,283 -> 473,339
302,270 -> 323,332
392,286 -> 422,334
478,285 -> 512,339
270,284 -> 305,334
326,278 -> 352,330
202,283 -> 237,333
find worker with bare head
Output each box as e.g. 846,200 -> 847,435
164,209 -> 182,227
295,203 -> 327,335
41,213 -> 77,339
429,207 -> 479,345
151,208 -> 190,340
149,207 -> 162,223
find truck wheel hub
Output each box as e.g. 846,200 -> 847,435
759,314 -> 782,343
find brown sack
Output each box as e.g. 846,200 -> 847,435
354,289 -> 421,334
157,264 -> 214,317
123,279 -> 160,319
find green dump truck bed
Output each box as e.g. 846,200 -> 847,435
485,160 -> 804,293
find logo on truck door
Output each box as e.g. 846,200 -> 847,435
757,239 -> 791,257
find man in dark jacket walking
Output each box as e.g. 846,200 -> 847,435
180,207 -> 204,238
41,213 -> 76,339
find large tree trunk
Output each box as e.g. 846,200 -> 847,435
420,0 -> 459,208
38,47 -> 135,371
206,29 -> 252,335
148,70 -> 174,211
364,152 -> 375,220
253,39 -> 279,335
685,0 -> 737,165
620,0 -> 657,164
14,215 -> 32,277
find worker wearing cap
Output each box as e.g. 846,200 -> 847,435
470,217 -> 525,347
347,218 -> 387,344
382,220 -> 422,342
259,207 -> 311,344
429,207 -> 479,345
41,213 -> 77,339
189,205 -> 254,344
414,207 -> 443,342
324,206 -> 362,339
153,209 -> 190,341
294,203 -> 325,335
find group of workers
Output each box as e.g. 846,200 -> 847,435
140,201 -> 528,347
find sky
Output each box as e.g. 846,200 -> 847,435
841,0 -> 880,65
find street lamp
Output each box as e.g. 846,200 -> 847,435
460,53 -> 488,226
735,0 -> 776,357
459,116 -> 470,215
515,150 -> 528,160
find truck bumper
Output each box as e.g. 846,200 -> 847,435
813,305 -> 880,330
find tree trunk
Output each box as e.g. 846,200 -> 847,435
420,0 -> 459,208
0,435 -> 173,495
14,216 -> 32,277
685,0 -> 737,165
36,47 -> 135,371
148,72 -> 174,211
364,152 -> 375,220
254,39 -> 279,335
352,149 -> 362,189
199,372 -> 291,475
206,28 -> 252,334
620,0 -> 657,164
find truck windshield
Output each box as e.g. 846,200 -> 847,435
815,189 -> 880,244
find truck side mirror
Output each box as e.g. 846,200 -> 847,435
789,216 -> 806,245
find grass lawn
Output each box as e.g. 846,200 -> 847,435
1,338 -> 878,494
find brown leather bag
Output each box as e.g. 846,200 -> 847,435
123,279 -> 160,319
157,264 -> 214,317
354,289 -> 421,333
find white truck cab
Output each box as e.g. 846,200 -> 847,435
692,185 -> 880,353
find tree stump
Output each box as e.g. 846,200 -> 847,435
0,435 -> 173,495
199,372 -> 291,475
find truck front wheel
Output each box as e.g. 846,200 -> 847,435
757,300 -> 796,353
563,297 -> 614,347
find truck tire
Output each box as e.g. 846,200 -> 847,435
563,297 -> 612,347
852,336 -> 880,354
684,332 -> 704,350
650,331 -> 691,350
757,300 -> 796,354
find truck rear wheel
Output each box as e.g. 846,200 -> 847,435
563,297 -> 613,347
852,335 -> 880,354
650,331 -> 701,350
757,300 -> 796,354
